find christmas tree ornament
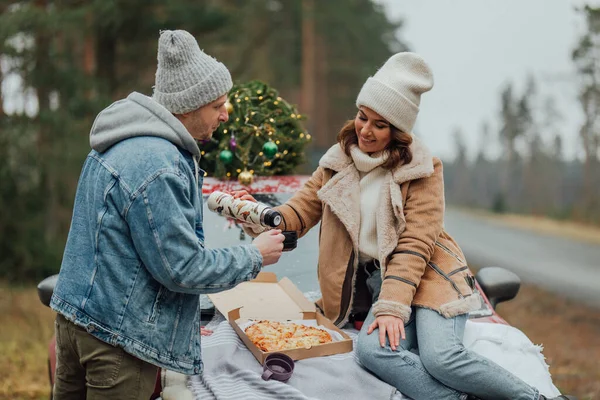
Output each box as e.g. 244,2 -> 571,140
263,141 -> 278,159
225,101 -> 234,114
219,149 -> 233,164
238,169 -> 254,185
229,135 -> 237,151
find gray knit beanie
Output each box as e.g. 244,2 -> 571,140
356,52 -> 434,133
152,30 -> 233,114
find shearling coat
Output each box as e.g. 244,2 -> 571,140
276,137 -> 481,327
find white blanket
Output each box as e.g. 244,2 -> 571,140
462,320 -> 561,397
160,318 -> 560,400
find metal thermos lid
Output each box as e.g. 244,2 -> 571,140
263,209 -> 282,227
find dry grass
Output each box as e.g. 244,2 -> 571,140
0,284 -> 55,400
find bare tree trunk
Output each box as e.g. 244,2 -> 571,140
582,138 -> 593,219
500,141 -> 514,211
34,0 -> 59,242
95,30 -> 117,98
83,12 -> 96,100
0,63 -> 4,118
579,91 -> 597,221
315,34 -> 330,147
34,1 -> 50,115
300,0 -> 316,143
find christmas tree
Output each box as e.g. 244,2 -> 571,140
198,80 -> 311,183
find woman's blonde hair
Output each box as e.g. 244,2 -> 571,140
336,119 -> 413,170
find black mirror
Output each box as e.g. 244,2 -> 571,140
37,274 -> 59,308
200,295 -> 216,325
475,267 -> 521,309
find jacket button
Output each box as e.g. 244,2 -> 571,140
87,325 -> 95,333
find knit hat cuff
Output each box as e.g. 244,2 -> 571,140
153,62 -> 233,114
356,77 -> 419,133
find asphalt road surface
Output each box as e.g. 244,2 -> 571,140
206,207 -> 600,308
445,208 -> 600,308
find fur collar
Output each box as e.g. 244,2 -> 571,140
319,135 -> 434,184
317,136 -> 435,266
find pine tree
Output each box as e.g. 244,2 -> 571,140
0,0 -> 232,281
198,80 -> 311,183
573,5 -> 600,223
0,0 -> 406,281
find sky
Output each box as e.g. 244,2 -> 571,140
376,0 -> 598,161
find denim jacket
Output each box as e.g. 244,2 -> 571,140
50,92 -> 262,374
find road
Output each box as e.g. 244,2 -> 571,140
445,208 -> 600,308
208,206 -> 600,308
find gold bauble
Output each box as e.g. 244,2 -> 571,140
238,169 -> 254,185
225,101 -> 234,114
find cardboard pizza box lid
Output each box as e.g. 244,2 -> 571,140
208,272 -> 316,321
207,272 -> 353,364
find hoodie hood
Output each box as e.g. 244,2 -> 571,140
90,92 -> 201,157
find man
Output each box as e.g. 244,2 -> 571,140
50,29 -> 285,399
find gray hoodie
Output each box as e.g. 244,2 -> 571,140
90,92 -> 201,158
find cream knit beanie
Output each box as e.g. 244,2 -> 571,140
152,30 -> 233,114
356,52 -> 434,133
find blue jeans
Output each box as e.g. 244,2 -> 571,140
356,269 -> 540,400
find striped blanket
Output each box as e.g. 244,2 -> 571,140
187,315 -> 402,400
160,314 -> 560,400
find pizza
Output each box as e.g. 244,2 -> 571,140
244,320 -> 333,352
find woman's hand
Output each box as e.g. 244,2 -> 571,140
230,190 -> 256,202
367,315 -> 406,351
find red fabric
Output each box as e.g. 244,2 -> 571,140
150,370 -> 162,400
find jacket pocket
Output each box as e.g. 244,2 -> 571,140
447,266 -> 469,277
431,239 -> 474,299
427,261 -> 465,299
82,333 -> 126,387
148,286 -> 165,323
435,241 -> 466,265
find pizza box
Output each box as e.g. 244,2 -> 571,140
208,272 -> 353,364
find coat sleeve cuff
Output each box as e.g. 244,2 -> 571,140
372,299 -> 412,322
243,244 -> 263,279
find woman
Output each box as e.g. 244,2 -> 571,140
236,52 -> 574,400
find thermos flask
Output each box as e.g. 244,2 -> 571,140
207,191 -> 282,228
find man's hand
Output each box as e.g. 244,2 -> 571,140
253,229 -> 285,266
367,315 -> 406,351
200,327 -> 213,336
230,190 -> 256,202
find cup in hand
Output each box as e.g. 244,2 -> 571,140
261,353 -> 295,382
282,231 -> 298,252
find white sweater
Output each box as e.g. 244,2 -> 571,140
350,146 -> 387,264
